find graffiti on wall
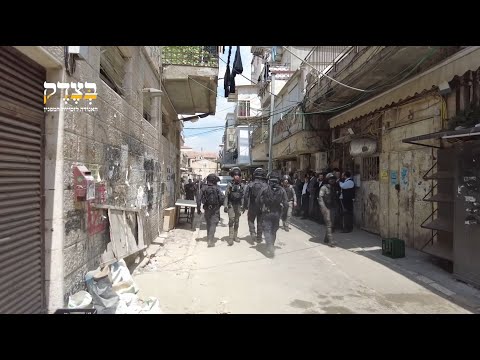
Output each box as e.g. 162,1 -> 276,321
87,182 -> 107,236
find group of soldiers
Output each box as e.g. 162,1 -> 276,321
195,167 -> 288,258
190,165 -> 351,257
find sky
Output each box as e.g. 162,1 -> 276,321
182,46 -> 253,153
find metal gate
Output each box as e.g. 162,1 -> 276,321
0,46 -> 46,313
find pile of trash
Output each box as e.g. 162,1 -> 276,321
67,260 -> 162,314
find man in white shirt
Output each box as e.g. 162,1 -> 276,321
301,174 -> 309,219
339,171 -> 355,232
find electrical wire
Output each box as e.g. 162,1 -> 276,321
299,47 -> 440,116
282,46 -> 371,93
184,128 -> 224,137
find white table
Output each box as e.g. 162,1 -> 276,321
174,199 -> 197,229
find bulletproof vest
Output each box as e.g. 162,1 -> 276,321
321,185 -> 336,209
228,182 -> 243,203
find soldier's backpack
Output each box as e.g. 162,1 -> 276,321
202,185 -> 219,208
262,185 -> 284,213
250,180 -> 265,202
229,183 -> 243,203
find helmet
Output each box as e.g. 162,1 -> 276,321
282,174 -> 291,183
325,173 -> 337,181
267,170 -> 282,184
229,167 -> 241,177
206,173 -> 219,183
253,167 -> 266,179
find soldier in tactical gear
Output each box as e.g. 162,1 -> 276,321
243,167 -> 268,244
197,173 -> 225,247
281,175 -> 297,231
318,173 -> 338,247
257,170 -> 288,258
224,167 -> 245,246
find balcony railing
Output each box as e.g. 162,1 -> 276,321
272,107 -> 306,145
162,46 -> 219,68
304,46 -> 353,91
220,151 -> 237,166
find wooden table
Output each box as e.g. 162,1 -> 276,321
174,199 -> 197,229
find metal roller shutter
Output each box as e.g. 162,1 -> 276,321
0,46 -> 45,313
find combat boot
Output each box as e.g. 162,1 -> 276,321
266,243 -> 275,258
227,227 -> 234,246
250,232 -> 256,243
207,237 -> 215,247
233,229 -> 240,242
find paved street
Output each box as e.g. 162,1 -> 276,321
134,210 -> 480,314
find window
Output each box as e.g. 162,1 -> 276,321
100,46 -> 128,96
162,112 -> 169,138
238,100 -> 250,117
362,156 -> 379,181
143,89 -> 152,123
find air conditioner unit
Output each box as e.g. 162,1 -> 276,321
272,46 -> 283,62
285,160 -> 297,173
311,152 -> 327,172
349,138 -> 377,157
298,155 -> 310,171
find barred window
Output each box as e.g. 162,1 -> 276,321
362,156 -> 379,181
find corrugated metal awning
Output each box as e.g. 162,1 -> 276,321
402,126 -> 480,148
329,47 -> 480,128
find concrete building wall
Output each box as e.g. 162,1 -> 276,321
191,158 -> 218,179
37,46 -> 178,305
338,95 -> 443,248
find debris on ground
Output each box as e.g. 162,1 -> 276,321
67,290 -> 93,309
82,259 -> 162,314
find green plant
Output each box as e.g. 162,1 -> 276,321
448,105 -> 480,130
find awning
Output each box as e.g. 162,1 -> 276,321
329,47 -> 480,128
402,126 -> 480,148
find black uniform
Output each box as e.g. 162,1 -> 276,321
224,180 -> 245,245
257,181 -> 288,258
184,181 -> 197,200
243,178 -> 268,243
197,180 -> 224,247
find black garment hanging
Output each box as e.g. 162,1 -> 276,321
224,46 -> 232,97
229,46 -> 243,94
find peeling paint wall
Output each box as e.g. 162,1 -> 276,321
43,46 -> 178,303
345,96 -> 443,248
379,97 -> 441,248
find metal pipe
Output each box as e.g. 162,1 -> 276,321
268,73 -> 275,173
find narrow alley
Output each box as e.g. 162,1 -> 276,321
133,211 -> 479,314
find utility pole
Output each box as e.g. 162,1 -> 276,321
268,72 -> 275,174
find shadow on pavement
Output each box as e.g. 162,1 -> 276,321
195,236 -> 221,246
250,242 -> 282,258
289,216 -> 480,313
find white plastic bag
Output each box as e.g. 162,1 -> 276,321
140,297 -> 162,314
68,290 -> 93,309
110,259 -> 139,295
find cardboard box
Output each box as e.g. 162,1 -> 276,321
163,207 -> 177,232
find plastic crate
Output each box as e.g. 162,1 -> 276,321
382,238 -> 405,259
